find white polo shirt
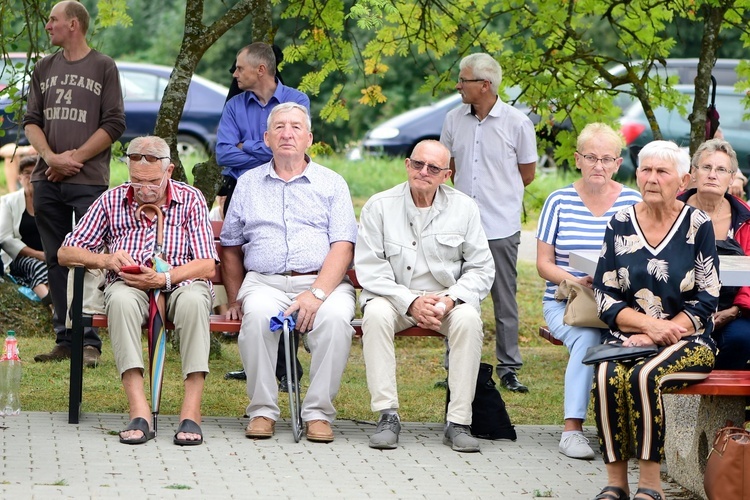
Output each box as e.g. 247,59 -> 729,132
441,97 -> 538,239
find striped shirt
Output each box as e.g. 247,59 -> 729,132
536,184 -> 641,301
63,180 -> 219,290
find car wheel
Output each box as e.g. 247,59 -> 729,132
176,134 -> 207,158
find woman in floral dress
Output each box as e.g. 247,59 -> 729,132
591,141 -> 718,500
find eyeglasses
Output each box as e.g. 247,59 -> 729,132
408,158 -> 451,175
457,78 -> 488,85
130,171 -> 168,191
696,164 -> 734,176
578,153 -> 618,167
124,153 -> 170,164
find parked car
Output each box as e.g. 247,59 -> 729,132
0,59 -> 229,157
361,86 -> 570,158
618,84 -> 750,180
608,58 -> 741,114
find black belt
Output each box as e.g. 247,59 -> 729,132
280,270 -> 319,276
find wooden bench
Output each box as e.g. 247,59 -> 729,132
67,221 -> 443,424
538,325 -> 563,346
664,369 -> 750,499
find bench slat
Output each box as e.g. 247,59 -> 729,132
538,326 -> 563,346
673,370 -> 750,396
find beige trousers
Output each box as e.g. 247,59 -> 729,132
361,296 -> 483,425
104,280 -> 212,379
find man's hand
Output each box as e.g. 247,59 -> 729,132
44,150 -> 83,181
119,267 -> 166,292
285,290 -> 323,333
106,251 -> 138,272
408,294 -> 451,332
226,302 -> 243,321
729,177 -> 745,198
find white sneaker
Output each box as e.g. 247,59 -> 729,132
559,431 -> 595,460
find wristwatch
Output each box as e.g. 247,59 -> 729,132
309,287 -> 327,301
447,294 -> 462,306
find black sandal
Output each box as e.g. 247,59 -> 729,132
594,486 -> 629,500
173,418 -> 203,446
119,417 -> 155,445
634,487 -> 663,500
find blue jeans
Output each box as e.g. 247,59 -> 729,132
543,300 -> 605,420
714,316 -> 750,369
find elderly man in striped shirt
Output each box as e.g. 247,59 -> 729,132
59,135 -> 218,447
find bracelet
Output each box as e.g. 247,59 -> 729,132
164,271 -> 171,291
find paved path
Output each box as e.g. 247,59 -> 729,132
519,230 -> 537,263
0,413 -> 695,499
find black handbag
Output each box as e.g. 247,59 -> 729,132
582,343 -> 658,365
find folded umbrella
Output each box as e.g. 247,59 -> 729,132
135,203 -> 169,433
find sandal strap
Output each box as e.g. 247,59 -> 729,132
634,487 -> 662,500
594,485 -> 629,500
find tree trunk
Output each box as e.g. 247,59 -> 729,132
153,0 -> 259,203
689,3 -> 729,156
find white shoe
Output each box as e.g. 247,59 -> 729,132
559,431 -> 595,460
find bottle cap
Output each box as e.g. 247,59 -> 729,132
7,330 -> 15,337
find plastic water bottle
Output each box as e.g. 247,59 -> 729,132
0,331 -> 22,416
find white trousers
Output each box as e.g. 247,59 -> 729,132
237,272 -> 355,422
361,296 -> 483,425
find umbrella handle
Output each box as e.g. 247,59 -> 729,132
135,203 -> 165,254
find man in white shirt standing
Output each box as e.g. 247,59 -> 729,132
441,53 -> 537,393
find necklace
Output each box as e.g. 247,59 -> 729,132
695,196 -> 725,221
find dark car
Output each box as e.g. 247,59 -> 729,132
618,85 -> 750,179
0,59 -> 229,157
361,86 -> 570,159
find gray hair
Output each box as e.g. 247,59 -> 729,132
459,53 -> 502,95
237,42 -> 276,77
127,136 -> 171,171
638,140 -> 691,176
691,138 -> 739,173
577,123 -> 625,154
267,102 -> 311,131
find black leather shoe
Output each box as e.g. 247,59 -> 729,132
224,369 -> 246,380
501,373 -> 529,393
278,375 -> 299,393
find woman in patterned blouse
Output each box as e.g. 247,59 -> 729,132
591,141 -> 719,500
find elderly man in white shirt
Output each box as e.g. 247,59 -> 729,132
441,53 -> 538,393
355,140 -> 495,452
220,102 -> 357,443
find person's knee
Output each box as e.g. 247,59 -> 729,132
361,298 -> 397,331
173,288 -> 211,319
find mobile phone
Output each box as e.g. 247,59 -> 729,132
121,265 -> 143,274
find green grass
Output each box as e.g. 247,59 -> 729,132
0,153 -> 583,425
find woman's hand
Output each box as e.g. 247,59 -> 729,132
623,334 -> 656,347
713,306 -> 741,330
640,318 -> 686,346
575,275 -> 594,288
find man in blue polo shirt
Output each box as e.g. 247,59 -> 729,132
216,42 -> 310,211
216,41 -> 310,383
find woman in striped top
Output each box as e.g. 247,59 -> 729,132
536,123 -> 641,461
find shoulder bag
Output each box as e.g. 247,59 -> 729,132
704,420 -> 750,499
554,279 -> 607,329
